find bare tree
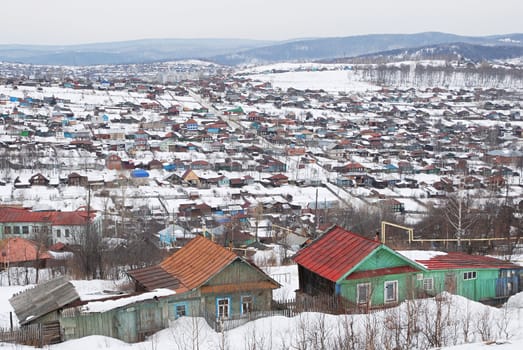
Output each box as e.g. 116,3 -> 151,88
333,314 -> 360,350
475,307 -> 493,342
170,316 -> 208,350
444,191 -> 478,249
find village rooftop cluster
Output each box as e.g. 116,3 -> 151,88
0,61 -> 522,249
0,58 -> 523,348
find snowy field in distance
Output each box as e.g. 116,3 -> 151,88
248,69 -> 379,93
239,63 -> 379,93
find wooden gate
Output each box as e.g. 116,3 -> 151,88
41,321 -> 62,345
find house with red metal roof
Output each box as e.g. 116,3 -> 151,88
0,207 -> 101,245
294,225 -> 425,309
294,225 -> 522,309
399,250 -> 522,304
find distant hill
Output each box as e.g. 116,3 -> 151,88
0,33 -> 522,66
0,38 -> 276,66
326,42 -> 523,64
210,32 -> 523,65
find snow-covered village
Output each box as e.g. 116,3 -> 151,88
1,2 -> 523,349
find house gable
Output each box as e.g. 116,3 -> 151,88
343,245 -> 425,281
181,169 -> 200,183
293,225 -> 381,283
201,259 -> 279,294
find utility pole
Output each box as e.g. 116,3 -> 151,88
313,187 -> 319,238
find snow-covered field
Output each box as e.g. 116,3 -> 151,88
249,69 -> 379,93
239,63 -> 379,93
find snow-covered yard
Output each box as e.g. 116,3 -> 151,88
2,264 -> 523,349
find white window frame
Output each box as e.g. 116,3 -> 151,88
384,280 -> 398,303
423,277 -> 434,290
357,283 -> 371,305
217,297 -> 230,320
463,271 -> 477,280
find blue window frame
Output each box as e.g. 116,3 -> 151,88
216,297 -> 231,319
173,302 -> 189,319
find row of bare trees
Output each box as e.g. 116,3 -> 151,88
354,63 -> 523,89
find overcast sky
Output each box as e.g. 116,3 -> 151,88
2,0 -> 522,45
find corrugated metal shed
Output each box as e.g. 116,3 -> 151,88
416,252 -> 521,270
9,276 -> 79,325
293,225 -> 381,282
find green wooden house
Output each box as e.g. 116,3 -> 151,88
127,235 -> 280,329
294,226 -> 522,309
12,236 -> 280,344
398,250 -> 522,304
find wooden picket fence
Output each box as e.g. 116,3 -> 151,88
204,296 -> 357,332
0,321 -> 61,347
0,324 -> 42,346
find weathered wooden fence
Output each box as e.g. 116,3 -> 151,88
0,324 -> 42,347
204,308 -> 298,332
202,295 -> 366,332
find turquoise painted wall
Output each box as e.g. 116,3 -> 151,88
419,269 -> 500,301
353,247 -> 413,272
339,272 -> 416,307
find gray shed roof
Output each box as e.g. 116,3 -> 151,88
9,276 -> 80,325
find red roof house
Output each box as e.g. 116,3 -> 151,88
293,225 -> 523,309
293,225 -> 423,308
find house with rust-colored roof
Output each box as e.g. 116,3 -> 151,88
294,225 -> 523,309
0,237 -> 52,267
128,235 -> 280,322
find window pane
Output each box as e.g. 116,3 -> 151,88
217,298 -> 229,319
242,296 -> 253,314
357,283 -> 370,304
385,281 -> 397,302
423,278 -> 433,290
175,305 -> 186,318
